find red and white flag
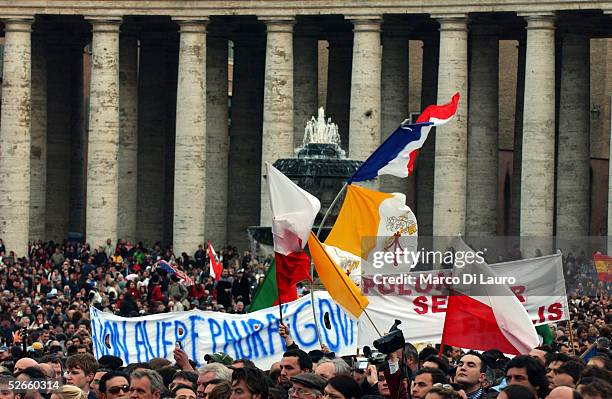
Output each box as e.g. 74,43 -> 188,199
208,241 -> 222,282
441,239 -> 539,355
266,163 -> 320,302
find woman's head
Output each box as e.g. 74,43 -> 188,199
324,375 -> 361,399
51,385 -> 87,399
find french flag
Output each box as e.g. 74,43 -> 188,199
349,93 -> 460,183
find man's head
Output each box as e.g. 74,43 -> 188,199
505,355 -> 549,398
230,367 -> 269,399
91,370 -> 109,398
66,353 -> 99,392
586,356 -> 612,370
278,349 -> 313,387
529,348 -> 548,366
13,358 -> 38,375
547,386 -> 582,399
99,371 -> 131,399
577,378 -> 612,399
288,373 -> 326,399
170,371 -> 199,392
553,361 -> 585,389
455,353 -> 486,393
411,368 -> 447,399
197,363 -> 232,399
129,369 -> 164,399
314,359 -> 351,381
546,353 -> 572,389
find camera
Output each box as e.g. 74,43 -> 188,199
373,319 -> 405,354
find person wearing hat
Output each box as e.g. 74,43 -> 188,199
0,345 -> 9,361
288,374 -> 326,399
205,352 -> 234,366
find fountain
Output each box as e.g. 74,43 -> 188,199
248,108 -> 363,252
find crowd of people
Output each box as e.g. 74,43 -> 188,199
0,238 -> 608,399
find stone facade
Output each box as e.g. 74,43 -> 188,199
0,1 -> 611,255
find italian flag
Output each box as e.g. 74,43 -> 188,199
248,163 -> 320,312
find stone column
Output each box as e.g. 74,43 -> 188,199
416,33 -> 439,236
0,17 -> 33,256
174,19 -> 207,254
260,17 -> 295,225
69,36 -> 87,236
205,33 -> 229,246
227,34 -> 265,250
511,37 -> 526,236
432,15 -> 469,237
293,26 -> 319,147
29,31 -> 46,241
117,32 -> 139,242
326,33 -> 352,151
86,18 -> 121,249
45,34 -> 72,241
556,33 -> 590,237
466,26 -> 499,236
380,29 -> 410,195
137,32 -> 168,246
164,35 -> 179,247
348,16 -> 382,162
519,14 -> 555,256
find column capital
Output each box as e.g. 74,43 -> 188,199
432,14 -> 469,32
1,16 -> 34,32
519,13 -> 556,29
260,16 -> 295,33
347,15 -> 382,32
174,18 -> 208,33
86,17 -> 122,33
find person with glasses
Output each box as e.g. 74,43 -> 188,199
99,371 -> 130,399
288,374 -> 326,399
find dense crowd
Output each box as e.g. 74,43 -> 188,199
0,238 -> 608,399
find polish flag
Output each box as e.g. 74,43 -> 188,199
208,241 -> 222,282
441,239 -> 539,355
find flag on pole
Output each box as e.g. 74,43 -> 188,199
441,239 -> 539,355
266,163 -> 320,300
208,241 -> 222,282
592,253 -> 612,282
156,260 -> 194,286
349,93 -> 460,182
249,259 -> 279,312
308,232 -> 369,319
324,184 -> 417,268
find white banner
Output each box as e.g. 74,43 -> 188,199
90,291 -> 358,370
358,253 -> 569,345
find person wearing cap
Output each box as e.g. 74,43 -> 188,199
205,353 -> 234,367
288,374 -> 326,399
0,345 -> 9,361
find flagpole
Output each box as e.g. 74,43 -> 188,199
315,182 -> 348,238
309,182 -> 349,348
